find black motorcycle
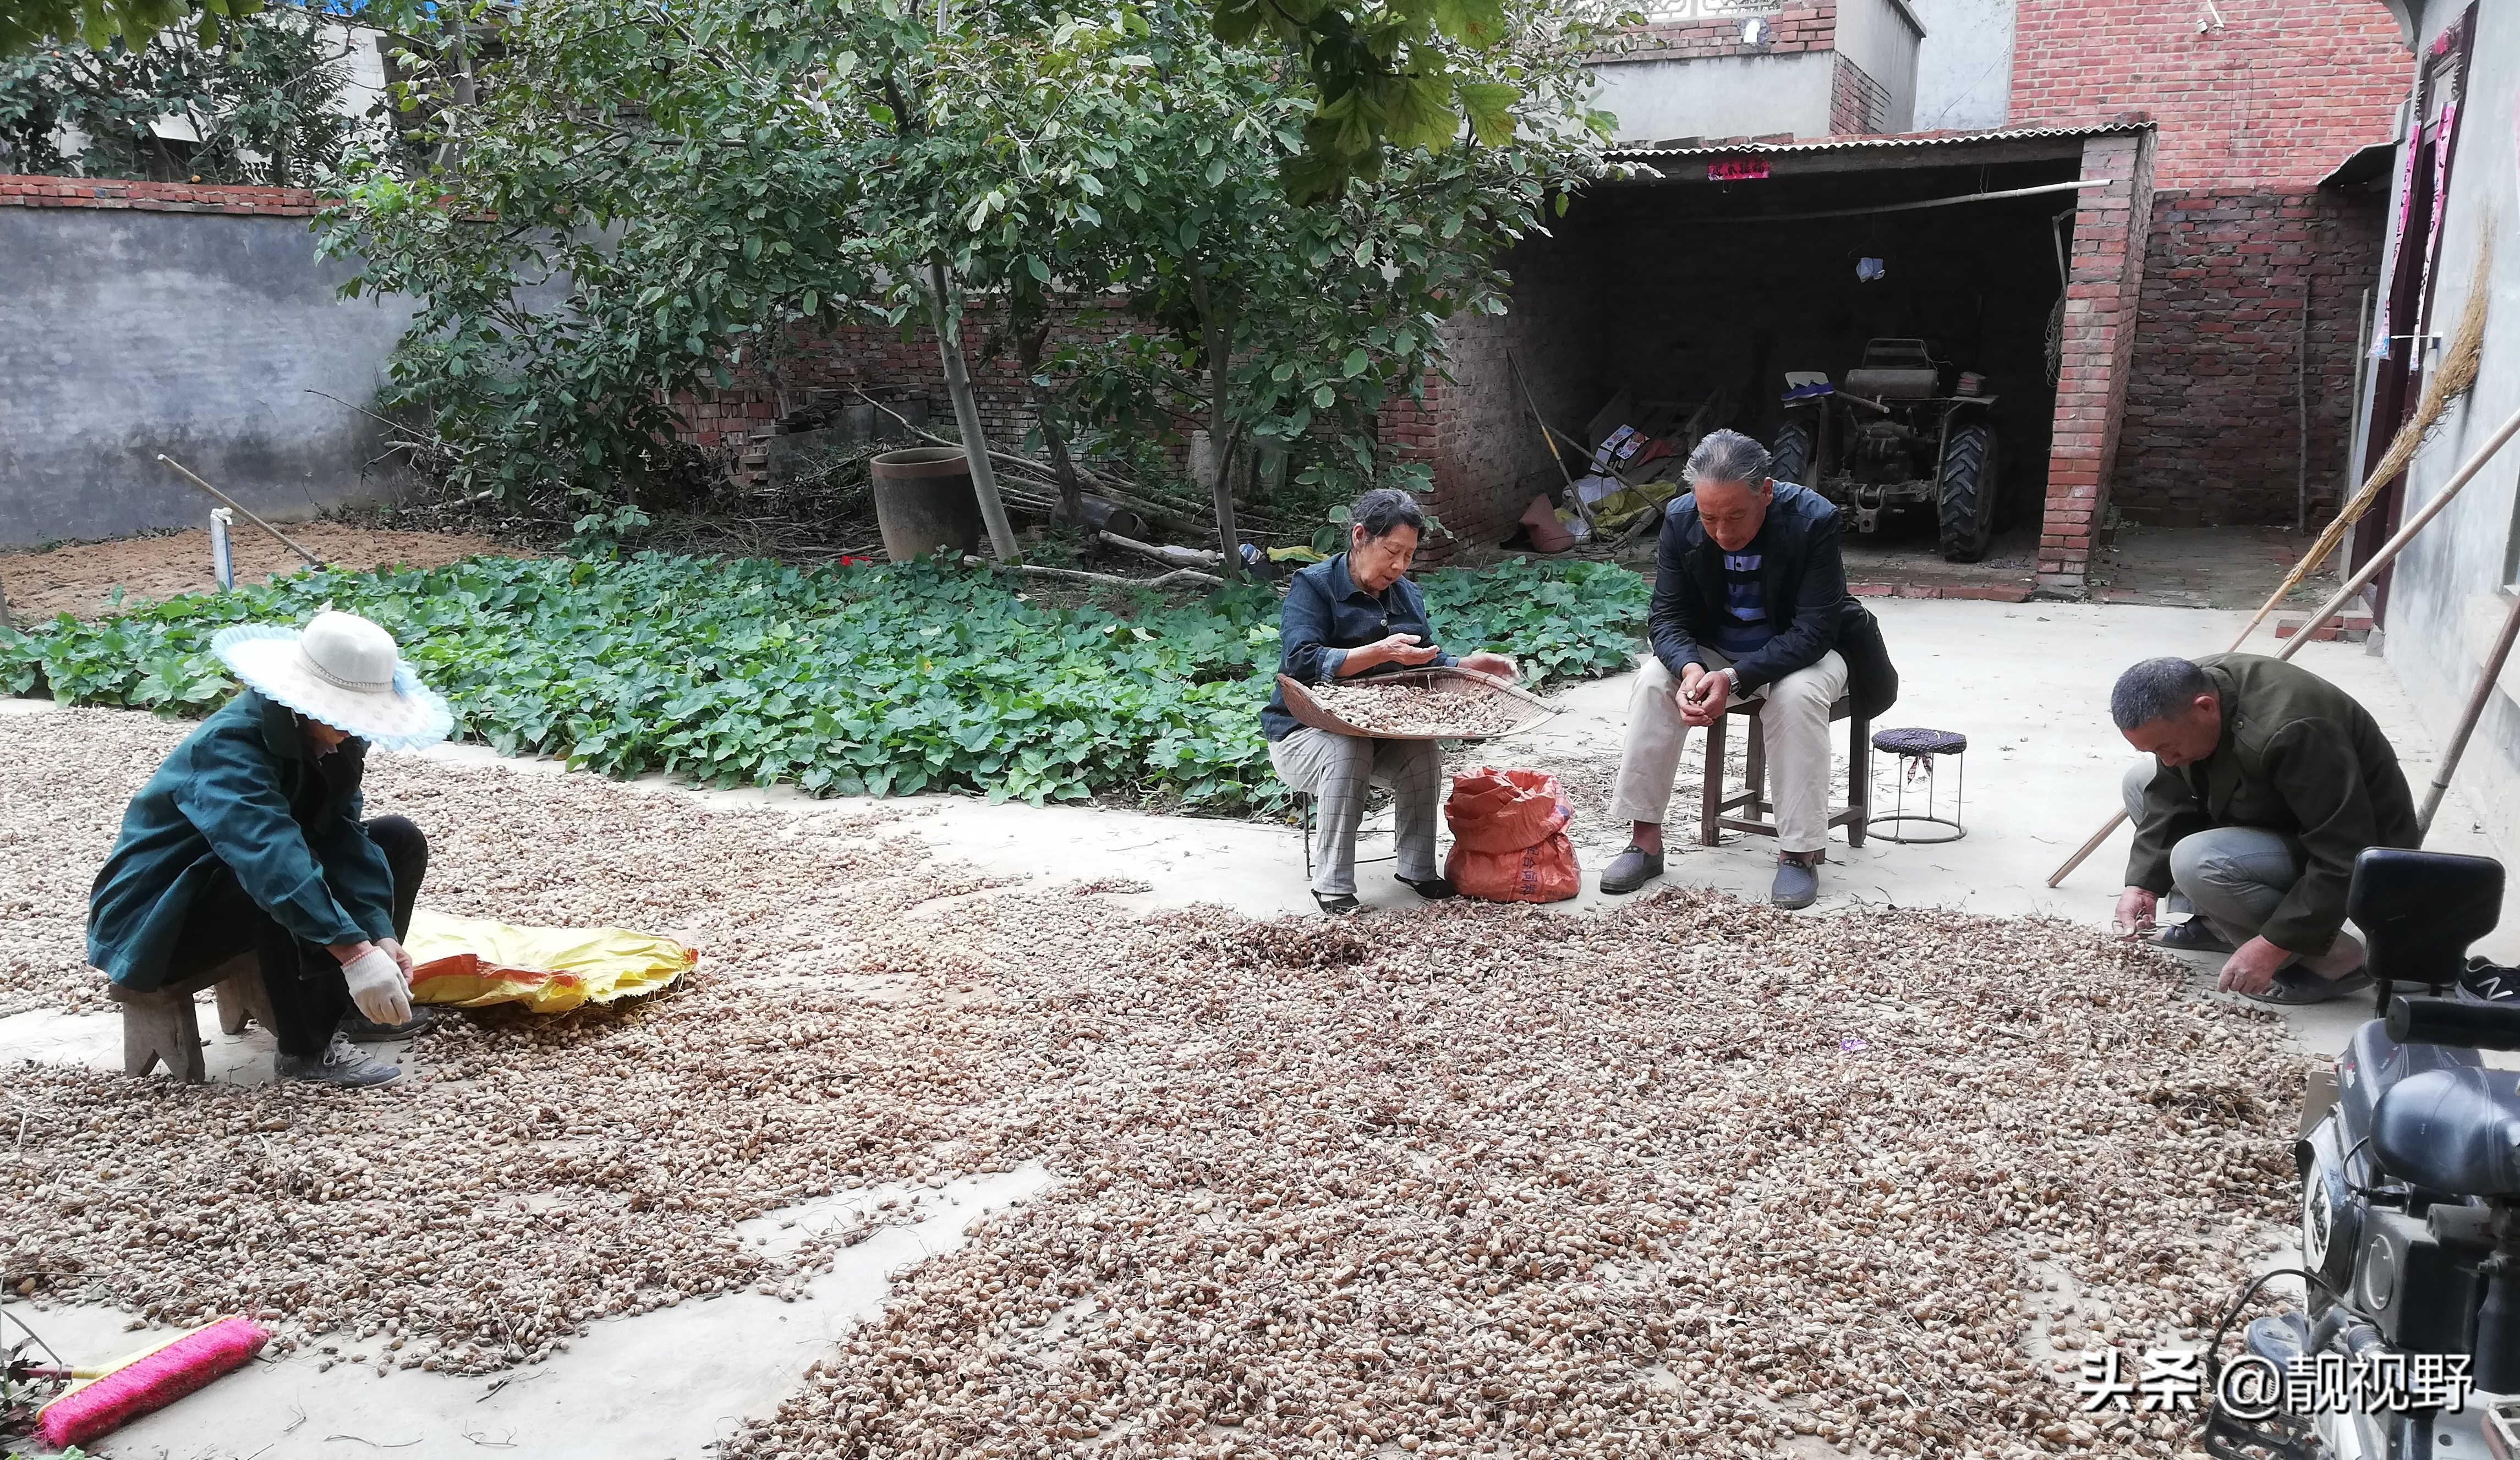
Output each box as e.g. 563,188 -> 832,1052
2207,847 -> 2520,1459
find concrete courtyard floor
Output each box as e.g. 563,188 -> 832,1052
2,595 -> 2508,1458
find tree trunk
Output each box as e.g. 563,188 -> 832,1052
1186,267 -> 1243,579
1012,318 -> 1086,527
436,12 -> 477,172
925,258 -> 1022,562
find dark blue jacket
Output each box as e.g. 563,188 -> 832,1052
1262,553 -> 1456,741
88,690 -> 396,989
1650,482 -> 1897,717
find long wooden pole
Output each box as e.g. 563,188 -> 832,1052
2045,397 -> 2520,888
2418,590 -> 2520,839
156,455 -> 326,567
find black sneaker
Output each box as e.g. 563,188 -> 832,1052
2150,919 -> 2236,955
275,1034 -> 402,1088
2242,967 -> 2373,1007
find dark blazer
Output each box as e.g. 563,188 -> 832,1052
1649,482 -> 1897,717
2127,654 -> 2418,953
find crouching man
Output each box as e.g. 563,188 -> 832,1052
2111,654 -> 2418,1005
89,611 -> 454,1085
1601,430 -> 1895,908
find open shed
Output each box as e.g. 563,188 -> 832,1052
1406,122 -> 2155,594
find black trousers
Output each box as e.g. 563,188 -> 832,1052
163,816 -> 429,1057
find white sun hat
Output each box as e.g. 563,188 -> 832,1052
211,610 -> 454,751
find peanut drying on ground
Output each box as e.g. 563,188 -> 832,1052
0,707 -> 2297,1457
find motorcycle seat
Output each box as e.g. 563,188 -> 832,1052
2374,1067 -> 2520,1196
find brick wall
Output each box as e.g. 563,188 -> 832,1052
1618,1 -> 1837,59
0,174 -> 320,215
2112,189 -> 2387,525
2008,0 -> 2408,194
1828,54 -> 1893,135
2039,130 -> 2154,591
2008,1 -> 2411,537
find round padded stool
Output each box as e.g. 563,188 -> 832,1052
1870,727 -> 1966,844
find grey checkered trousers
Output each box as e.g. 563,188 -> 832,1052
1268,727 -> 1445,896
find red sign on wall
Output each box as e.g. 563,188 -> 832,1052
1707,157 -> 1771,182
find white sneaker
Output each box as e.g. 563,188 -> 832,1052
276,1034 -> 401,1088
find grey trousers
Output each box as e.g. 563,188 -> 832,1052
1270,727 -> 1444,895
2120,761 -> 2305,945
1608,649 -> 1849,853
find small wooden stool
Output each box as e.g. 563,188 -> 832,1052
106,954 -> 272,1082
1699,693 -> 1871,848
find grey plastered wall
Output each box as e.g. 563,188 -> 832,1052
0,207 -> 419,546
1908,0 -> 2014,131
1592,52 -> 1837,145
2370,0 -> 2520,846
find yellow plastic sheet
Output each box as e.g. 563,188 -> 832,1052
404,909 -> 695,1013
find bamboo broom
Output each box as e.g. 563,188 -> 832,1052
2045,228 -> 2495,890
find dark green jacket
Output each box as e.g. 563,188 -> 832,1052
88,690 -> 396,990
2126,654 -> 2417,953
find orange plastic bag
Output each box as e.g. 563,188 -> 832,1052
1444,768 -> 1581,903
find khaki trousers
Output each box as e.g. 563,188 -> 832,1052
1608,650 -> 1849,854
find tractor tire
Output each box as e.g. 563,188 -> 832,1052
1769,419 -> 1816,488
1937,421 -> 1998,563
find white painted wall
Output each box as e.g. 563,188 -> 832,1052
2371,0 -> 2520,850
1591,51 -> 1836,145
1908,0 -> 2015,131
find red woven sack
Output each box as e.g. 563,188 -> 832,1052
1444,768 -> 1572,854
1444,769 -> 1580,904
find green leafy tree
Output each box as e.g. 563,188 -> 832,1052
319,0 -> 1618,565
0,4 -> 356,185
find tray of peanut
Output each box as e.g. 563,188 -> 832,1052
1275,666 -> 1560,741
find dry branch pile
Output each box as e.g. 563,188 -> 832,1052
0,708 -> 2303,1457
1304,680 -> 1532,738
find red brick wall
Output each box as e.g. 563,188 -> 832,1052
2008,0 -> 2408,193
1618,1 -> 1837,59
2010,2 -> 2411,537
0,174 -> 319,215
1828,54 -> 1892,136
2039,130 -> 2155,591
2111,189 -> 2387,525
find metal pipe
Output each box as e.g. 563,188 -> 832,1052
1718,177 -> 2111,225
2417,590 -> 2520,839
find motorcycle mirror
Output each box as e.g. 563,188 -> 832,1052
2348,847 -> 2503,988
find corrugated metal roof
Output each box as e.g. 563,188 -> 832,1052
1607,121 -> 2151,161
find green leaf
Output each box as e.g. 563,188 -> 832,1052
1341,348 -> 1369,377
1456,83 -> 1521,147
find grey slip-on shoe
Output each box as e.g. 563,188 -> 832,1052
1599,846 -> 1664,895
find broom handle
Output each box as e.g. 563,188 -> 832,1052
157,455 -> 327,568
2418,588 -> 2520,839
2045,398 -> 2520,890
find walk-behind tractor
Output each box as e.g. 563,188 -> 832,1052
1767,338 -> 2001,563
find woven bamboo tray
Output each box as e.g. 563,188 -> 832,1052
1275,666 -> 1560,742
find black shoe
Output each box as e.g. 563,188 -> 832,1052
1398,875 -> 1456,901
339,1006 -> 437,1042
1600,845 -> 1664,895
1313,891 -> 1362,916
2150,919 -> 2236,955
2242,967 -> 2373,1007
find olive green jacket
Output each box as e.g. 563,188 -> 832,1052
2126,654 -> 2417,953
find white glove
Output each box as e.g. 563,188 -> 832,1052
340,945 -> 412,1028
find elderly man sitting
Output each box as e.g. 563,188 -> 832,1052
89,610 -> 453,1086
2111,654 -> 2418,1004
1601,430 -> 1896,908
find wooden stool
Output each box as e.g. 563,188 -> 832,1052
105,954 -> 270,1082
1699,693 -> 1871,848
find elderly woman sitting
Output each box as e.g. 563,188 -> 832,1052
1262,489 -> 1517,915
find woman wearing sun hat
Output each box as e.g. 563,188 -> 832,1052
88,610 -> 453,1088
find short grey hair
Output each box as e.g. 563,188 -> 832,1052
1350,487 -> 1426,541
2111,657 -> 2216,731
1685,429 -> 1771,487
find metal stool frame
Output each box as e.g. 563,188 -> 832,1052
1296,787 -> 1401,877
1871,733 -> 1966,844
